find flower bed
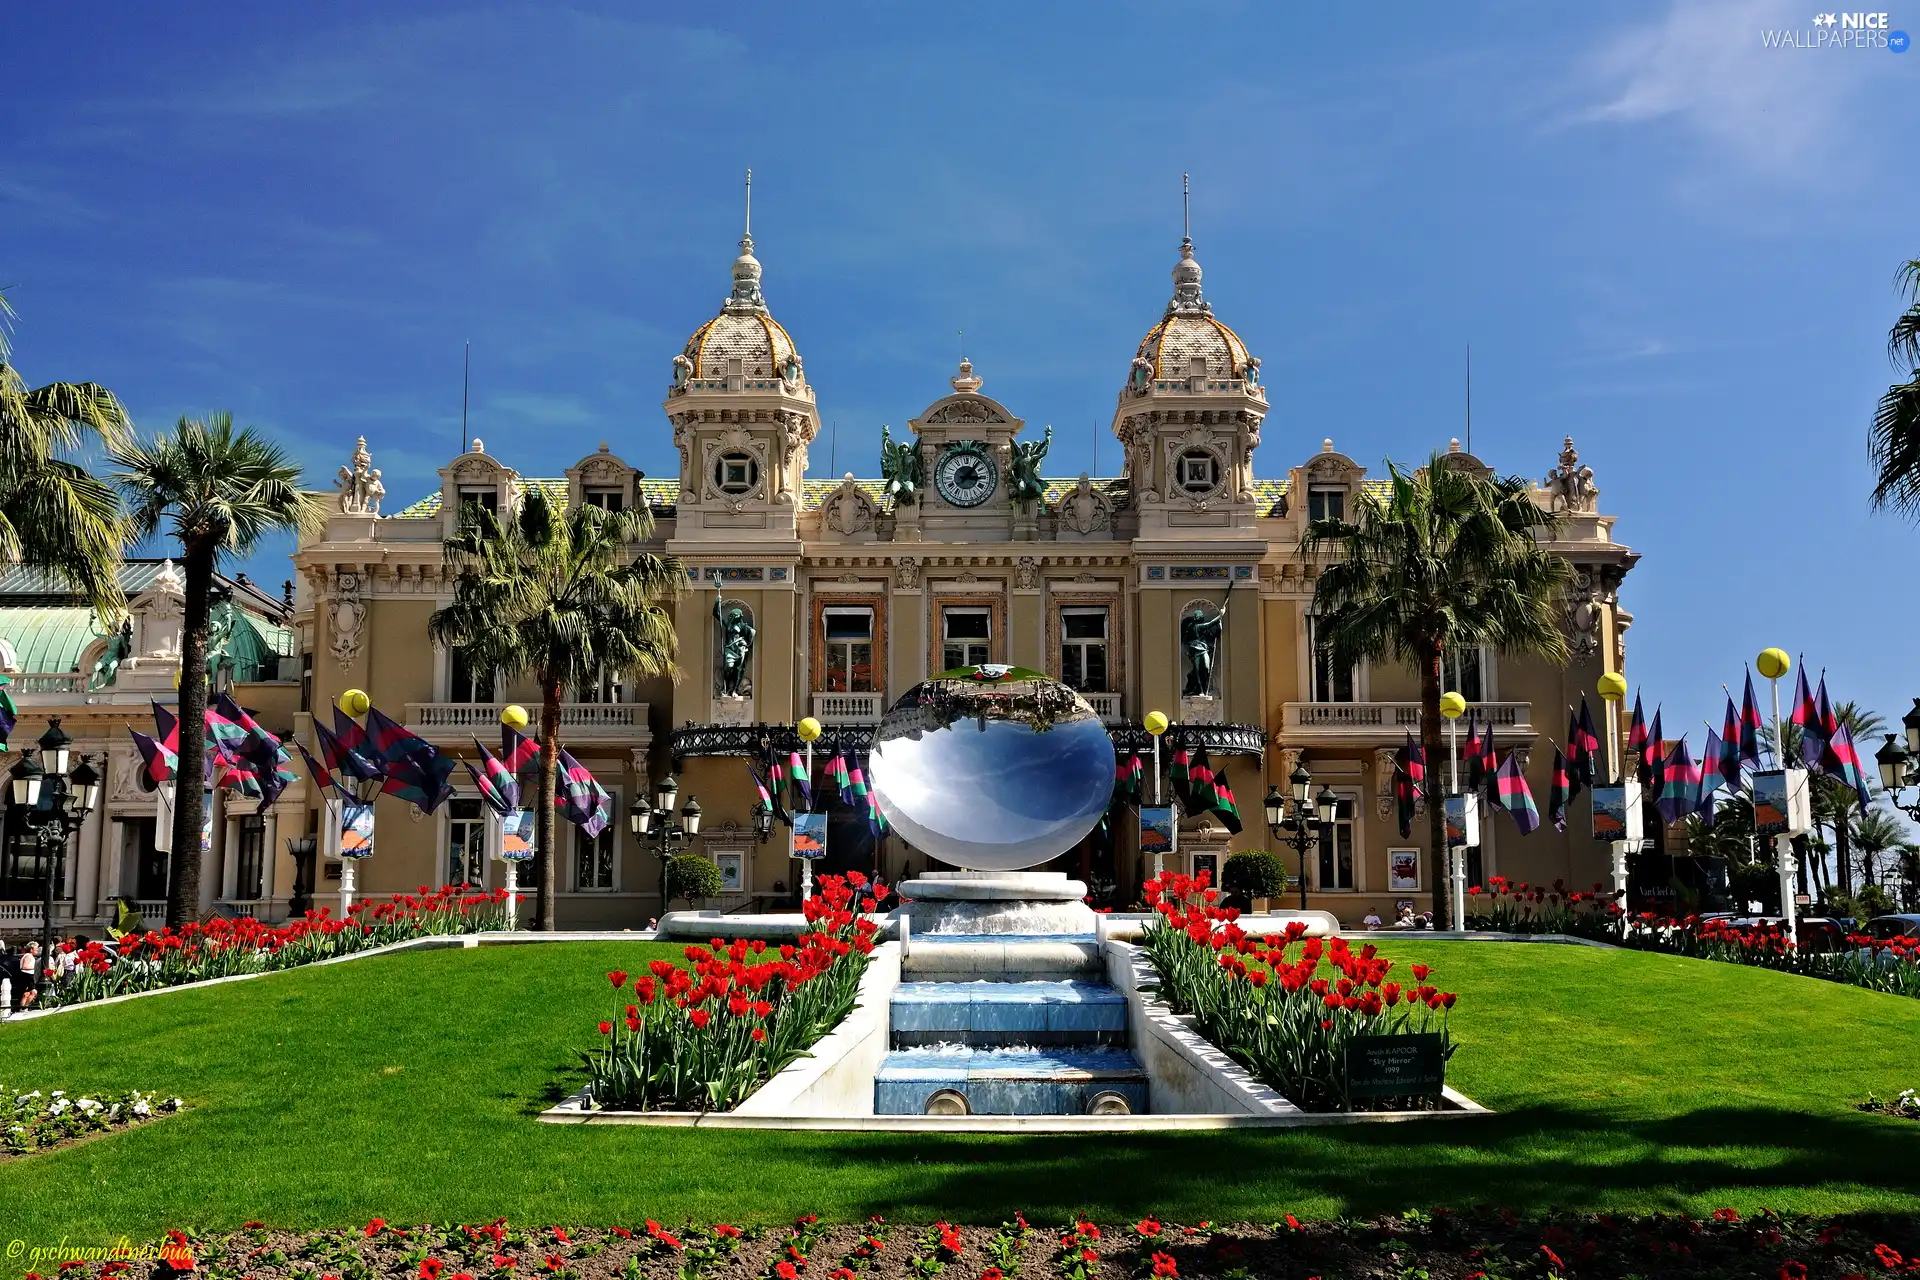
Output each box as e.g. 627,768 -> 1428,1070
1140,871 -> 1458,1112
1465,876 -> 1618,936
580,873 -> 880,1112
34,1211 -> 1920,1280
37,887 -> 517,1011
1,1085 -> 182,1157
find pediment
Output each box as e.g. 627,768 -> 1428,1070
913,393 -> 1020,430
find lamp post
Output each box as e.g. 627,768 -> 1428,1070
1756,646 -> 1799,936
1264,762 -> 1336,912
1437,690 -> 1470,932
7,719 -> 100,979
630,773 -> 703,916
1144,710 -> 1170,879
1596,671 -> 1630,934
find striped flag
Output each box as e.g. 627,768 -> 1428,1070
316,718 -> 382,787
128,729 -> 173,790
215,692 -> 298,808
1718,696 -> 1745,790
1187,746 -> 1219,815
787,749 -> 812,811
466,735 -> 520,817
1699,729 -> 1730,815
1654,737 -> 1703,825
296,738 -> 344,804
1627,694 -> 1649,782
365,706 -> 457,814
1462,712 -> 1487,795
1739,671 -> 1764,767
1210,759 -> 1243,835
1169,746 -> 1192,807
500,725 -> 539,777
1804,675 -> 1839,772
1820,720 -> 1874,812
1567,699 -> 1599,794
1492,752 -> 1540,835
1113,753 -> 1144,805
1547,746 -> 1571,833
1394,731 -> 1423,840
556,747 -> 611,839
747,764 -> 775,816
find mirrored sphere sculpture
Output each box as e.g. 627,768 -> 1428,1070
870,666 -> 1114,871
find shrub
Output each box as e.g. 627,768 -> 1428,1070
582,873 -> 883,1111
666,853 -> 725,905
1140,870 -> 1458,1112
1223,850 -> 1287,900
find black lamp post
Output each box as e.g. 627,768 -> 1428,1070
8,719 -> 99,980
630,773 -> 703,910
1264,762 -> 1336,911
1876,721 -> 1920,821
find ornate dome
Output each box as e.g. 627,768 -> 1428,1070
673,202 -> 805,386
1126,236 -> 1257,385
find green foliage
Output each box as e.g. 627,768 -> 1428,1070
1302,456 -> 1571,924
666,853 -> 724,905
0,290 -> 132,619
429,487 -> 681,928
1869,258 -> 1920,515
1223,850 -> 1287,899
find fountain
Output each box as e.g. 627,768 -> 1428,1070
869,667 -> 1149,1115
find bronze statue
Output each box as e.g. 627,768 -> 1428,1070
880,424 -> 921,504
1180,603 -> 1224,697
714,596 -> 755,698
1008,425 -> 1052,505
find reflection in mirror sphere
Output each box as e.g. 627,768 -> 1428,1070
869,669 -> 1115,871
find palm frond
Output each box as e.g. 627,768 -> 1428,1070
1868,374 -> 1920,515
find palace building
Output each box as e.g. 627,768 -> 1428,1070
0,214 -> 1638,936
269,211 -> 1640,930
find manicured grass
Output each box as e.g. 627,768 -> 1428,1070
2,938 -> 1919,1248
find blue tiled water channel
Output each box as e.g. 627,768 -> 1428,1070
874,960 -> 1149,1114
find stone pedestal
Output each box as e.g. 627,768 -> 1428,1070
1179,694 -> 1224,725
895,871 -> 1098,936
711,696 -> 754,727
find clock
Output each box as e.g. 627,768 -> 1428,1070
934,442 -> 998,507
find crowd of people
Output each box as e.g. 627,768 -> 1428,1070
0,935 -> 89,1011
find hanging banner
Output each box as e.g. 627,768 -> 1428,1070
499,808 -> 536,862
1752,769 -> 1812,837
1139,805 -> 1177,858
340,801 -> 376,860
1443,794 -> 1479,848
790,811 -> 827,860
1590,781 -> 1643,844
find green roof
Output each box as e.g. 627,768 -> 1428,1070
0,607 -> 101,676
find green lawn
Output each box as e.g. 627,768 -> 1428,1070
2,938 -> 1919,1246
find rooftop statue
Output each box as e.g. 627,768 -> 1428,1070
1008,424 -> 1053,505
880,424 -> 921,504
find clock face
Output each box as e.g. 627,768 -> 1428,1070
934,446 -> 998,507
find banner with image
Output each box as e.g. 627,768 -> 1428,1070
500,808 -> 536,862
340,801 -> 375,860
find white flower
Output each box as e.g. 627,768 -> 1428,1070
131,1101 -> 151,1117
164,1098 -> 183,1111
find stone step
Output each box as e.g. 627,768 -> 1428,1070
874,1047 -> 1149,1115
891,980 -> 1127,1045
901,936 -> 1103,980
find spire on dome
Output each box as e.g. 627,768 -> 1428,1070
1167,172 -> 1210,318
725,167 -> 767,315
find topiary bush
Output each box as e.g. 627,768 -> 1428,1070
666,853 -> 724,906
1224,850 -> 1288,900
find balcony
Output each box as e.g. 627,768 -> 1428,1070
1082,692 -> 1123,725
1280,700 -> 1534,744
405,702 -> 651,746
811,691 -> 884,724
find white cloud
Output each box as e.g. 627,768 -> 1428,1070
1573,0 -> 1901,178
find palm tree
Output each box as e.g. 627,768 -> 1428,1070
0,292 -> 132,617
1304,455 -> 1572,925
1851,807 -> 1917,897
114,414 -> 326,927
428,488 -> 680,931
1869,259 -> 1920,514
1821,701 -> 1884,896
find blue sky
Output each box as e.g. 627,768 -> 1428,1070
3,0 -> 1915,742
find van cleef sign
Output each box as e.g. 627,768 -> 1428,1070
1344,1033 -> 1446,1099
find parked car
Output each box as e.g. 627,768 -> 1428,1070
1865,914 -> 1920,941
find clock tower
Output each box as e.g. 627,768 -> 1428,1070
901,357 -> 1031,542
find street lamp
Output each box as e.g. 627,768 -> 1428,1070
1265,761 -> 1330,911
6,718 -> 99,982
632,775 -> 702,912
1878,733 -> 1920,823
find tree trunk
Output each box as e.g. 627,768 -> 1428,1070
167,544 -> 215,928
1419,644 -> 1450,929
1835,800 -> 1855,897
535,674 -> 562,931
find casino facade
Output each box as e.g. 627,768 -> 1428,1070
273,212 -> 1640,929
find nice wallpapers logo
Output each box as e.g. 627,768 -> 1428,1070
1761,12 -> 1911,49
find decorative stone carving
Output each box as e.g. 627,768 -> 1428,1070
336,437 -> 385,516
1374,748 -> 1402,820
1544,436 -> 1598,514
1566,570 -> 1606,661
822,474 -> 878,536
1179,694 -> 1224,725
1014,556 -> 1039,590
924,396 -> 1007,425
895,557 -> 920,590
330,571 -> 367,672
671,352 -> 693,390
1053,474 -> 1113,537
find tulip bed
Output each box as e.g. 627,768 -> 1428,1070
1465,875 -> 1616,935
581,873 -> 881,1111
38,887 -> 517,1010
33,1210 -> 1920,1280
1140,871 -> 1457,1111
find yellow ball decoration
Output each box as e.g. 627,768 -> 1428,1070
1756,648 -> 1791,681
1438,691 -> 1468,720
339,688 -> 371,717
500,704 -> 530,730
1143,710 -> 1170,736
1596,672 -> 1628,702
796,716 -> 823,743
